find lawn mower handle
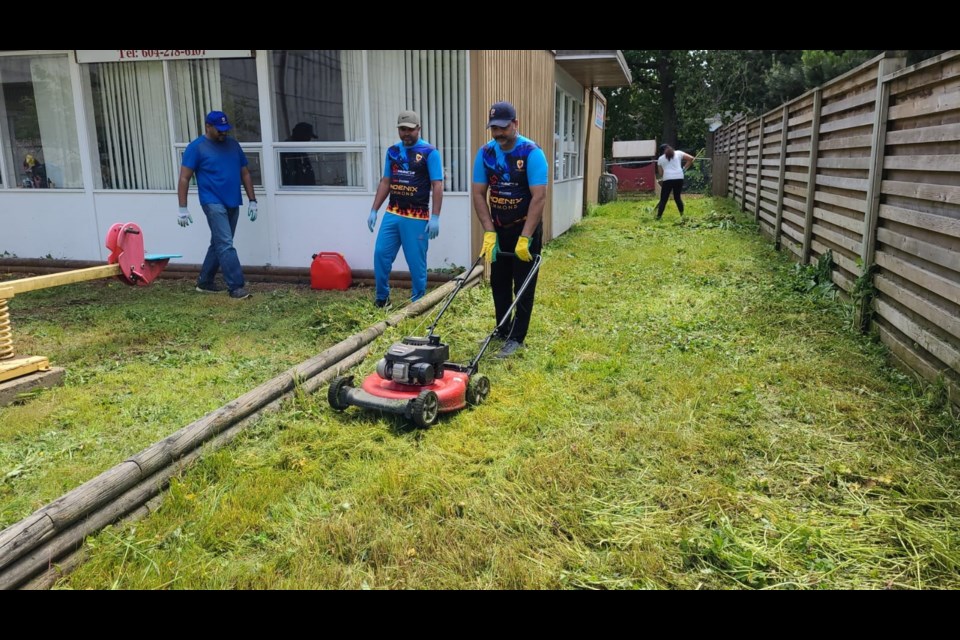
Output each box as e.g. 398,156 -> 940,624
426,253 -> 485,338
469,253 -> 542,372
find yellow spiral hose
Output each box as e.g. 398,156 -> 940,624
0,296 -> 13,360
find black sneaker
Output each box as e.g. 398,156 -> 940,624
195,282 -> 225,293
495,339 -> 523,359
374,297 -> 391,308
229,287 -> 251,300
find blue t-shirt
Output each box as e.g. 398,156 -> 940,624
382,138 -> 443,220
473,135 -> 547,228
181,135 -> 249,208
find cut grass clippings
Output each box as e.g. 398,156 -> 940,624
3,196 -> 959,589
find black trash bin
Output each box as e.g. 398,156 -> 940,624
599,172 -> 618,204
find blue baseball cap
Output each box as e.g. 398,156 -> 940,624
487,101 -> 517,128
205,110 -> 232,132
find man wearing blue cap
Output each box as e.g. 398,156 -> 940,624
472,101 -> 548,358
367,109 -> 444,307
177,110 -> 257,299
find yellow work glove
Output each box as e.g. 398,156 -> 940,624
515,235 -> 533,262
480,231 -> 499,263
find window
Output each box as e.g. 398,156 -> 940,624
170,57 -> 262,188
85,56 -> 262,190
555,87 -> 583,181
368,50 -> 468,192
272,50 -> 364,188
0,54 -> 82,189
86,61 -> 173,190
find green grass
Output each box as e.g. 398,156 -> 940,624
4,196 -> 959,589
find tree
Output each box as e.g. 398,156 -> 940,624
605,50 -> 710,157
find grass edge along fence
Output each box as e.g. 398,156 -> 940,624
712,51 -> 960,410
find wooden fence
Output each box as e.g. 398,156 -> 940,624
713,51 -> 960,408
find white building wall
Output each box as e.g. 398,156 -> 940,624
551,180 -> 584,238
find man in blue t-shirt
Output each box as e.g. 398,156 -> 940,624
472,101 -> 548,358
367,109 -> 444,306
178,110 -> 258,300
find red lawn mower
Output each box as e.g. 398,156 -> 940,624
328,252 -> 542,427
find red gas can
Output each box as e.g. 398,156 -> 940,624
310,252 -> 352,290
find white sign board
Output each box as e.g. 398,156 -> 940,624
594,102 -> 605,129
612,140 -> 658,159
75,50 -> 254,63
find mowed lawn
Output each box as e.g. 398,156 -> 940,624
3,195 -> 958,589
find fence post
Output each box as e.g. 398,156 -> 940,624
753,115 -> 764,221
739,119 -> 748,212
773,105 -> 789,250
802,88 -> 822,264
857,55 -> 905,330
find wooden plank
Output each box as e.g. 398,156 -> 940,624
812,224 -> 863,254
818,134 -> 873,150
814,189 -> 867,213
787,112 -> 813,127
888,88 -> 960,120
4,265 -> 121,296
876,324 -> 960,411
783,196 -> 806,213
783,170 -> 808,182
881,179 -> 960,205
782,210 -> 804,227
782,222 -> 804,243
819,112 -> 874,134
879,204 -> 960,239
0,367 -> 65,408
814,207 -> 864,233
785,157 -> 811,167
786,126 -> 813,140
833,269 -> 855,293
816,174 -> 869,192
784,184 -> 808,197
876,227 -> 960,272
812,239 -> 861,275
817,156 -> 872,170
859,57 -> 895,283
787,142 -> 812,154
885,122 -> 960,146
819,90 -> 876,116
0,357 -> 50,384
875,274 -> 960,341
883,154 -> 960,172
875,249 -> 960,303
875,298 -> 960,371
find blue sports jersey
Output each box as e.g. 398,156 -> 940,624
383,139 -> 443,220
181,136 -> 248,208
473,135 -> 547,228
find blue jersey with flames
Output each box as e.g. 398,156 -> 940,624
383,139 -> 443,220
473,135 -> 548,228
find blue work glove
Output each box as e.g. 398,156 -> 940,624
515,235 -> 533,262
480,231 -> 499,263
247,200 -> 258,222
368,208 -> 378,233
177,206 -> 193,227
426,214 -> 440,240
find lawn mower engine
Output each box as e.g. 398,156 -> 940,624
376,335 -> 449,386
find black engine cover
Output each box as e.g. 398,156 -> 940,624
376,336 -> 449,385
